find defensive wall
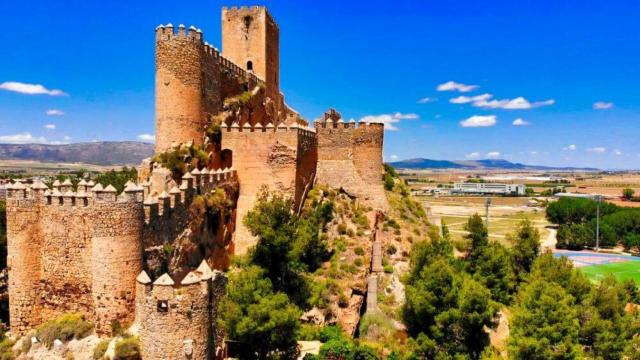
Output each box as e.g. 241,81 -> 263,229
220,121 -> 317,254
5,167 -> 238,336
155,23 -> 265,152
315,109 -> 388,211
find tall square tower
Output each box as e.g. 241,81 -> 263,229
222,6 -> 279,95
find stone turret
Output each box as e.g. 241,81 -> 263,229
137,261 -> 227,359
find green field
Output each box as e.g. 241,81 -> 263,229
580,261 -> 640,284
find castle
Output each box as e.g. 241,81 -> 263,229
5,5 -> 386,358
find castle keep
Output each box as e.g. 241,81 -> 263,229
5,5 -> 387,358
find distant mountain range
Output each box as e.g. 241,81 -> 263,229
0,142 -> 154,166
388,158 -> 599,171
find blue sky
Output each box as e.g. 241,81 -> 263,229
1,0 -> 638,169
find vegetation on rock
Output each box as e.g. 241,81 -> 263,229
35,313 -> 93,349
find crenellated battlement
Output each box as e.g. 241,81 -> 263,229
141,166 -> 237,223
136,261 -> 228,359
221,120 -> 316,138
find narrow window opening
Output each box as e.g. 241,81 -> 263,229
157,300 -> 169,313
247,61 -> 253,71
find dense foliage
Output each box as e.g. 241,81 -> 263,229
220,187 -> 335,359
509,252 -> 640,359
152,144 -> 208,179
402,225 -> 501,359
218,266 -> 301,360
94,166 -> 137,194
548,198 -> 640,251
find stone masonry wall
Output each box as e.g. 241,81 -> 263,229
315,118 -> 388,210
137,264 -> 227,360
155,24 -> 260,152
5,185 -> 145,335
222,6 -> 280,101
221,124 -> 315,254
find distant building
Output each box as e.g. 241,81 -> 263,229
453,182 -> 526,196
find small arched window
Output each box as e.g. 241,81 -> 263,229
247,61 -> 253,71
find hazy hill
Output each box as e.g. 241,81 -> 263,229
0,142 -> 154,166
388,158 -> 598,171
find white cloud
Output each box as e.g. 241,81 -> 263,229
466,152 -> 481,159
486,151 -> 501,158
474,96 -> 555,110
593,101 -> 614,110
417,97 -> 436,104
436,81 -> 478,93
563,144 -> 577,151
460,115 -> 497,128
614,149 -> 622,156
512,118 -> 530,126
450,93 -> 492,104
587,147 -> 606,153
0,81 -> 67,96
63,136 -> 71,141
390,154 -> 399,160
360,112 -> 420,131
137,133 -> 156,143
530,151 -> 538,155
0,132 -> 48,144
392,112 -> 419,120
44,124 -> 56,130
46,109 -> 65,116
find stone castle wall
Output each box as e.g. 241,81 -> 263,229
155,24 -> 262,152
315,116 -> 388,210
6,184 -> 144,335
222,6 -> 280,102
221,123 -> 316,254
5,168 -> 238,336
137,264 -> 227,360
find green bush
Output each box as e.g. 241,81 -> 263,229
297,324 -> 322,341
35,313 -> 94,349
386,244 -> 397,255
114,337 -> 141,360
383,264 -> 394,274
354,258 -> 364,267
338,223 -> 348,235
354,247 -> 365,256
0,338 -> 15,360
93,339 -> 110,360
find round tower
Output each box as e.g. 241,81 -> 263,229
155,24 -> 207,152
139,271 -> 212,359
5,187 -> 44,335
90,196 -> 144,334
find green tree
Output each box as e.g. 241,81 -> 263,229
245,188 -> 333,305
509,280 -> 582,360
403,258 -> 497,358
219,266 -> 300,360
245,189 -> 299,293
470,242 -> 516,304
511,220 -> 540,277
465,214 -> 488,260
94,167 -> 137,193
623,188 -> 635,200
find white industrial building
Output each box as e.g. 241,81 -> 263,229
453,182 -> 526,196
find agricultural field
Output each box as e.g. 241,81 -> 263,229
422,195 -> 553,249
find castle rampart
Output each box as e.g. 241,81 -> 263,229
4,167 -> 238,336
137,261 -> 227,359
220,122 -> 316,253
315,110 -> 388,210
